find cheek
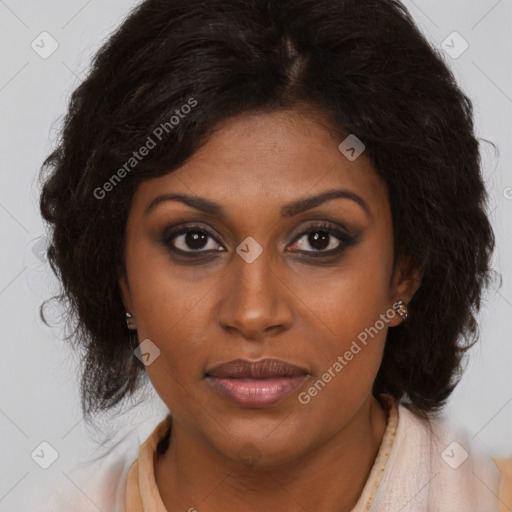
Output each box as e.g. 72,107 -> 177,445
295,299 -> 389,426
123,241 -> 216,397
294,236 -> 393,343
125,228 -> 211,339
130,274 -> 212,416
292,241 -> 393,404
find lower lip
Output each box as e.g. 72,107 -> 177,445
206,375 -> 308,408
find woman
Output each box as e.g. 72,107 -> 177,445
38,0 -> 512,510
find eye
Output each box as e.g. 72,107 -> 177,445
287,222 -> 357,255
161,221 -> 359,259
163,226 -> 225,254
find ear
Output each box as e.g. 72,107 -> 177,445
387,254 -> 423,327
118,273 -> 134,314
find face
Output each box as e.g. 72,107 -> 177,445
119,109 -> 420,465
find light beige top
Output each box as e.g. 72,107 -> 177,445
125,398 -> 512,512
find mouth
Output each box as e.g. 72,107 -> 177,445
205,358 -> 309,408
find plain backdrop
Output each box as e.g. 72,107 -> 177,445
0,0 -> 511,510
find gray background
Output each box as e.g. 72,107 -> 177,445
0,0 -> 511,509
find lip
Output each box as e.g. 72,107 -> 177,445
205,358 -> 309,408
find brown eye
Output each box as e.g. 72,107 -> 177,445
287,222 -> 358,255
164,227 -> 225,253
290,229 -> 340,252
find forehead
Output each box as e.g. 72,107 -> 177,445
131,109 -> 388,218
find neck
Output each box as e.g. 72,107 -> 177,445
155,395 -> 388,512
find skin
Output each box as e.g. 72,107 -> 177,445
119,109 -> 422,512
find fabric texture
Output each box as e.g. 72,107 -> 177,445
125,418 -> 170,511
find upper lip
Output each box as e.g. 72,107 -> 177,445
205,358 -> 309,379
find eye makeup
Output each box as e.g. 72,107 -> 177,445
157,218 -> 363,263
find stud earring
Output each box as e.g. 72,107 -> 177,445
393,300 -> 408,321
125,312 -> 137,330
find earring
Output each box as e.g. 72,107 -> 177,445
393,300 -> 408,321
125,312 -> 137,330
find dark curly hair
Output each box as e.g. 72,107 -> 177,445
39,0 -> 495,424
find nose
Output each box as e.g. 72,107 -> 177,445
216,248 -> 294,341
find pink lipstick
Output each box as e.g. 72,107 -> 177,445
205,358 -> 308,408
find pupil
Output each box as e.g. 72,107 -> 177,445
309,231 -> 329,250
186,231 -> 208,249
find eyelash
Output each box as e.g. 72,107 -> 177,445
161,221 -> 359,259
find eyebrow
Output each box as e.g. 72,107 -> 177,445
145,188 -> 371,218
